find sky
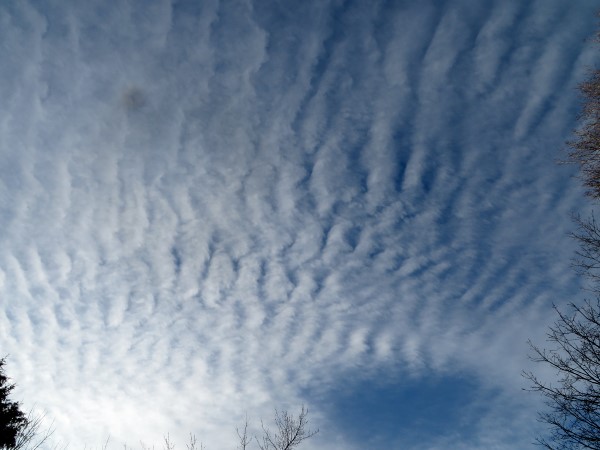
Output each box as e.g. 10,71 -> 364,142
0,0 -> 599,449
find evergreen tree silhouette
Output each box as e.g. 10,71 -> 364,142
0,358 -> 27,449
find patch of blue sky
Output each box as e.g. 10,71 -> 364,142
311,374 -> 500,449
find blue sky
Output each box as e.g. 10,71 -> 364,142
0,0 -> 598,448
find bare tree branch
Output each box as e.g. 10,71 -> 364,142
236,415 -> 250,450
256,406 -> 318,450
526,301 -> 600,449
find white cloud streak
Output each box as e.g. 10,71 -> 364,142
0,0 -> 598,448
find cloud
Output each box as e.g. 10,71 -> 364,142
0,0 -> 598,448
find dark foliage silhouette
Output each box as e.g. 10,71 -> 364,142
0,358 -> 27,450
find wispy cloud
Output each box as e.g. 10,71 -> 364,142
0,0 -> 598,448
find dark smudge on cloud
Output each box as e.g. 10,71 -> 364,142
122,86 -> 146,112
